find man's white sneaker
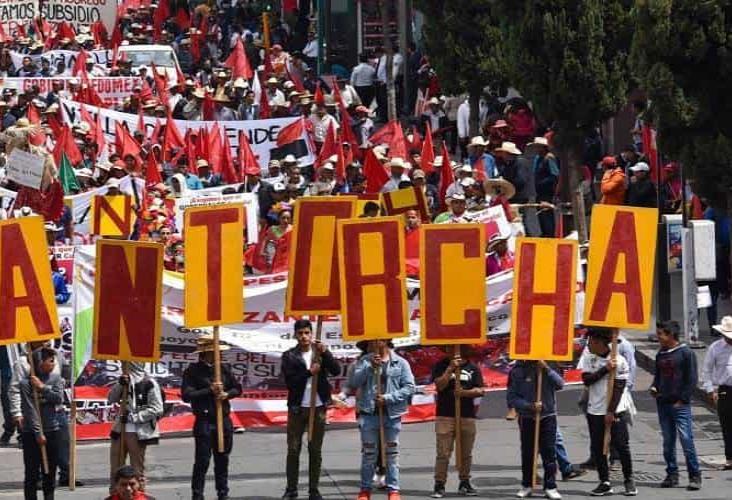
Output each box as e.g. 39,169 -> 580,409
544,488 -> 562,500
516,486 -> 532,498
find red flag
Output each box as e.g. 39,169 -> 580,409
642,124 -> 661,183
421,122 -> 435,174
46,113 -> 63,139
191,31 -> 202,63
174,7 -> 191,30
57,21 -> 75,41
95,111 -> 106,159
363,148 -> 389,194
137,107 -> 146,136
52,126 -> 83,167
72,49 -> 88,77
163,111 -> 185,160
258,77 -> 271,118
224,38 -> 254,80
315,122 -> 339,168
285,66 -> 305,92
208,123 -> 223,174
276,117 -> 304,147
185,130 -> 198,173
335,136 -> 346,182
221,130 -> 239,184
152,0 -> 170,40
150,62 -> 169,107
15,24 -> 26,39
26,103 -> 40,125
115,121 -> 142,163
197,127 -> 209,165
438,141 -> 453,210
174,63 -> 186,91
91,21 -> 107,46
151,119 -> 163,145
0,22 -> 8,44
145,150 -> 163,186
410,125 -> 422,152
369,119 -> 397,146
139,77 -> 154,102
202,92 -> 215,121
238,130 -> 261,176
388,122 -> 409,159
314,82 -> 325,106
337,102 -> 358,153
110,24 -> 123,51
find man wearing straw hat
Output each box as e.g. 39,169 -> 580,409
182,335 -> 242,500
702,315 -> 732,471
281,319 -> 341,500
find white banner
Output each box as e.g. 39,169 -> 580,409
6,149 -> 45,189
60,99 -> 316,168
174,192 -> 260,243
41,0 -> 117,34
0,186 -> 17,212
0,0 -> 38,35
64,185 -> 109,243
9,50 -> 111,76
3,77 -> 137,106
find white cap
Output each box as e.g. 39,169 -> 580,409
272,182 -> 287,192
450,193 -> 466,201
630,162 -> 650,172
459,164 -> 473,173
322,162 -> 335,171
459,177 -> 476,187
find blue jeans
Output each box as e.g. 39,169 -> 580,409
657,402 -> 700,477
359,414 -> 401,491
555,427 -> 572,475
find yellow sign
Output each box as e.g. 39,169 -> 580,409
583,205 -> 658,330
0,217 -> 60,346
509,238 -> 578,361
91,195 -> 134,236
184,204 -> 245,327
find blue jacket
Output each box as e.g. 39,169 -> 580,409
349,351 -> 415,419
507,361 -> 564,418
52,271 -> 70,304
652,343 -> 697,405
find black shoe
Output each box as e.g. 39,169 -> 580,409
687,476 -> 702,491
623,479 -> 637,496
659,475 -> 679,488
308,489 -> 323,500
0,431 -> 12,446
590,482 -> 613,496
458,480 -> 478,496
282,489 -> 298,499
562,465 -> 588,481
58,478 -> 84,488
579,458 -> 596,470
431,481 -> 446,498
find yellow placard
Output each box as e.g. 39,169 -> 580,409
184,204 -> 245,327
509,238 -> 578,361
337,216 -> 408,340
0,217 -> 60,346
91,195 -> 135,236
583,205 -> 658,330
93,240 -> 163,362
420,224 -> 486,345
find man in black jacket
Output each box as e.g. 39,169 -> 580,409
182,336 -> 243,500
281,319 -> 341,500
625,162 -> 658,207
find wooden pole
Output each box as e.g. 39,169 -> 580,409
213,326 -> 225,453
374,342 -> 387,468
603,329 -> 619,455
69,404 -> 76,491
453,345 -> 462,472
118,361 -> 129,467
531,363 -> 544,490
308,316 -> 323,442
26,344 -> 49,475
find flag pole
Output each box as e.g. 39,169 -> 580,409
308,316 -> 324,441
213,325 -> 225,453
531,362 -> 544,490
603,329 -> 619,455
453,345 -> 462,472
118,361 -> 129,467
27,344 -> 49,474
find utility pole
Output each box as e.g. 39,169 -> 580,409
381,0 -> 397,121
398,0 -> 409,117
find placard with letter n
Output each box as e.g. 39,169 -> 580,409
337,216 -> 408,340
510,237 -> 578,361
91,194 -> 134,236
93,240 -> 163,362
583,205 -> 658,330
420,224 -> 486,344
184,204 -> 245,327
0,217 -> 60,346
285,196 -> 356,316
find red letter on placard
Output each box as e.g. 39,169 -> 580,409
514,242 -> 574,356
341,220 -> 405,338
96,245 -> 161,358
0,224 -> 54,341
93,196 -> 132,235
188,208 -> 239,321
587,211 -> 643,324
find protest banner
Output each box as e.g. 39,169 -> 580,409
583,205 -> 658,329
52,246 -> 76,284
5,149 -> 45,189
91,195 -> 133,237
337,217 -> 408,340
0,217 -> 60,346
184,204 -> 245,327
93,240 -> 163,362
0,0 -> 38,35
381,186 -> 430,223
2,77 -> 137,107
60,99 -> 316,168
41,0 -> 117,34
461,205 -> 512,238
285,197 -> 356,315
9,49 -> 111,75
420,224 -> 486,344
0,186 -> 17,213
174,192 -> 258,243
509,238 -> 578,361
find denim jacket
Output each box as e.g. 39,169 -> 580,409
349,351 -> 415,419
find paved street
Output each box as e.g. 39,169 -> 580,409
0,369 -> 729,499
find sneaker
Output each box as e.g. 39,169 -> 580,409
623,479 -> 637,496
356,490 -> 371,500
387,491 -> 401,500
590,482 -> 613,496
544,488 -> 562,500
687,476 -> 701,491
659,475 -> 679,488
562,466 -> 587,481
516,486 -> 532,498
458,480 -> 478,496
506,407 -> 518,420
309,489 -> 323,500
431,482 -> 446,498
282,489 -> 298,499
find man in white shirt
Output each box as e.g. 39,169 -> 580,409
302,31 -> 318,68
309,104 -> 339,147
579,329 -> 637,497
703,316 -> 732,468
266,77 -> 286,107
380,157 -> 410,193
457,98 -> 470,159
351,54 -> 376,107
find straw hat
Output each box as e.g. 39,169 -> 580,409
483,177 -> 516,200
528,137 -> 550,148
389,157 -> 406,168
495,141 -> 522,156
468,136 -> 486,148
713,316 -> 732,339
194,334 -> 231,353
487,233 -> 509,250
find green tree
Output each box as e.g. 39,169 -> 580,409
631,0 -> 732,199
413,0 -> 510,135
